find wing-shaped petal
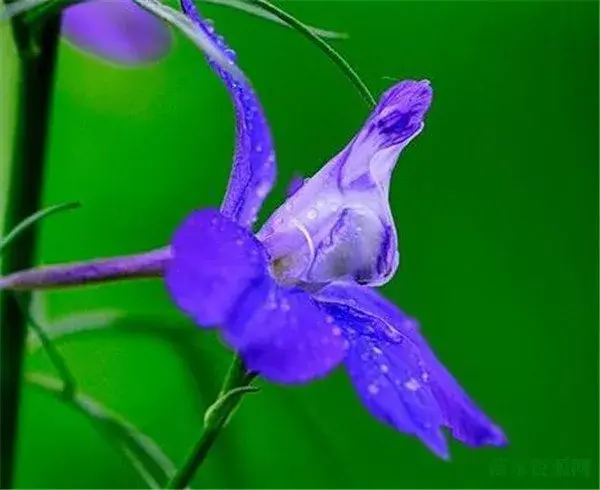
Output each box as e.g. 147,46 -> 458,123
258,81 -> 432,286
181,0 -> 276,228
316,284 -> 507,457
165,210 -> 345,384
62,0 -> 171,64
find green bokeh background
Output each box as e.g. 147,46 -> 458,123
1,0 -> 598,488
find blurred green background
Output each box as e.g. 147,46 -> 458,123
1,0 -> 598,488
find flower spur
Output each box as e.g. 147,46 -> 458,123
0,0 -> 507,459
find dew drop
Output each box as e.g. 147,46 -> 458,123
325,315 -> 334,324
306,208 -> 318,220
367,383 -> 379,395
332,326 -> 342,336
404,378 -> 421,391
380,364 -> 389,373
256,182 -> 270,198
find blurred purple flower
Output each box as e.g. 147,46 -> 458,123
165,0 -> 508,459
62,0 -> 171,65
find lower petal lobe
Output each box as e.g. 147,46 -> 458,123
166,210 -> 345,384
165,209 -> 267,326
317,284 -> 507,456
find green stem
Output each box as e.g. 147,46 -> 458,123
0,10 -> 61,488
12,292 -> 77,397
166,355 -> 257,489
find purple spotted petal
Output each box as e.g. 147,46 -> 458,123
347,331 -> 449,458
62,0 -> 171,65
258,81 -> 432,287
165,209 -> 267,326
165,209 -> 345,383
316,284 -> 507,456
181,0 -> 276,228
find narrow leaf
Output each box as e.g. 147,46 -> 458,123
201,0 -> 348,39
0,0 -> 50,21
244,0 -> 375,107
0,201 -> 80,254
26,373 -> 176,488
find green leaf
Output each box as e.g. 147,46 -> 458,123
1,0 -> 245,83
0,201 -> 80,254
26,373 -> 177,489
243,0 -> 375,108
201,0 -> 348,39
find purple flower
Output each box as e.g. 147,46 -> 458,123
165,0 -> 508,459
62,0 -> 171,65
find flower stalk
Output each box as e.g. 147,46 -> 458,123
0,8 -> 61,487
166,355 -> 257,489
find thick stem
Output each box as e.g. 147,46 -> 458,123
166,356 -> 256,489
0,12 -> 61,488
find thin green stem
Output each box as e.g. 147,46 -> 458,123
244,0 -> 376,108
166,355 -> 257,489
11,293 -> 77,397
0,9 -> 61,487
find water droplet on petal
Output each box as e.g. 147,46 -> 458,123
380,364 -> 389,373
332,326 -> 342,336
256,182 -> 270,198
404,378 -> 421,391
306,208 -> 318,220
368,383 -> 379,395
325,315 -> 334,324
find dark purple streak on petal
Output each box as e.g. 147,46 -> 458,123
181,0 -> 276,228
62,0 -> 171,65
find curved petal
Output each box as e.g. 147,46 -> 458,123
181,0 -> 276,228
165,210 -> 345,384
62,0 -> 171,65
317,284 -> 507,456
258,81 -> 432,287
